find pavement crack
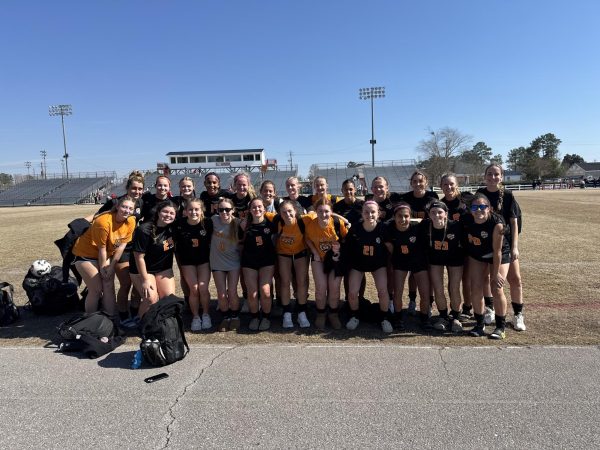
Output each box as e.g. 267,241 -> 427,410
438,347 -> 450,377
162,346 -> 236,449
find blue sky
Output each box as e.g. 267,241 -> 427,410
1,0 -> 599,178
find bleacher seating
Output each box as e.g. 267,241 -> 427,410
0,177 -> 111,206
362,164 -> 416,194
255,170 -> 297,195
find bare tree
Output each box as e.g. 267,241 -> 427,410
417,127 -> 472,184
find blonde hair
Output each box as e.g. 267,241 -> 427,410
440,173 -> 460,198
126,171 -> 144,189
233,172 -> 256,199
217,197 -> 239,241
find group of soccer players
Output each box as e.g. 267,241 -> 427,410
71,163 -> 525,340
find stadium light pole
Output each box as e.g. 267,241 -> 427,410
40,150 -> 47,179
359,87 -> 385,167
49,104 -> 72,179
25,161 -> 31,177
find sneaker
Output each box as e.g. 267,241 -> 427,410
282,312 -> 294,328
248,317 -> 260,331
458,309 -> 474,322
388,303 -> 395,314
314,312 -> 327,330
427,304 -> 433,319
484,306 -> 495,325
258,317 -> 271,331
381,319 -> 393,333
229,317 -> 240,331
328,312 -> 342,330
201,313 -> 212,330
218,318 -> 230,332
408,300 -> 417,315
489,327 -> 506,340
468,325 -> 486,337
191,316 -> 202,332
513,313 -> 527,331
346,316 -> 360,331
450,318 -> 463,333
297,311 -> 310,328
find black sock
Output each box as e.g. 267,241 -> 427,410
474,313 -> 485,328
512,302 -> 523,315
430,296 -> 435,305
329,306 -> 339,314
484,296 -> 494,308
129,306 -> 139,318
409,291 -> 417,302
229,308 -> 239,319
251,311 -> 260,320
221,309 -> 231,319
462,305 -> 472,314
350,307 -> 359,319
297,303 -> 307,313
119,311 -> 129,321
262,311 -> 271,320
495,315 -> 506,330
450,309 -> 460,321
420,312 -> 429,324
282,303 -> 292,314
438,309 -> 448,319
316,307 -> 326,315
393,311 -> 403,322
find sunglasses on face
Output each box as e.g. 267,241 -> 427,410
218,207 -> 233,213
471,204 -> 489,211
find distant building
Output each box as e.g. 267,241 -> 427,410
503,170 -> 522,182
565,162 -> 600,180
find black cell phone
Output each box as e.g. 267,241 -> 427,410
144,373 -> 169,383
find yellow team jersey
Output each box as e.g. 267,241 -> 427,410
73,212 -> 135,259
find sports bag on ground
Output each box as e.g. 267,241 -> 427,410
57,311 -> 125,359
23,266 -> 81,315
139,295 -> 189,367
0,282 -> 19,326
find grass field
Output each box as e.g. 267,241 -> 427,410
1,188 -> 599,346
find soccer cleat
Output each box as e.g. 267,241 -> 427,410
258,317 -> 271,331
282,312 -> 294,328
468,325 -> 486,337
248,317 -> 260,331
381,319 -> 393,333
408,300 -> 417,315
489,327 -> 506,340
458,309 -> 474,322
191,316 -> 203,332
484,306 -> 495,325
218,318 -> 230,332
297,311 -> 311,328
346,316 -> 360,331
201,313 -> 212,330
229,317 -> 240,331
513,313 -> 527,331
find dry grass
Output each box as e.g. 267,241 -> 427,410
1,188 -> 599,346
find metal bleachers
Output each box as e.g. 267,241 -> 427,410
362,164 -> 416,194
256,170 -> 297,195
0,179 -> 67,206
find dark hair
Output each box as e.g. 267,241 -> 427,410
204,172 -> 221,182
426,200 -> 448,213
150,200 -> 177,242
125,171 -> 145,190
111,195 -> 136,213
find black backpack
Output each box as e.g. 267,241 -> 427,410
23,266 -> 81,315
0,282 -> 19,326
57,311 -> 125,359
139,295 -> 189,367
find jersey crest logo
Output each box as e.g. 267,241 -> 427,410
199,230 -> 207,236
264,228 -> 271,235
409,236 -> 416,243
447,234 -> 455,240
481,231 -> 489,239
375,237 -> 381,244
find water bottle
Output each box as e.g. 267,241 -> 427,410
131,349 -> 143,369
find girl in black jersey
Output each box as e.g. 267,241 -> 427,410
200,172 -> 232,218
96,170 -> 145,323
384,203 -> 430,330
440,173 -> 473,320
130,200 -> 177,319
173,198 -> 213,332
283,176 -> 312,215
423,201 -> 464,333
478,164 -> 526,331
231,172 -> 255,221
240,198 -> 277,331
345,200 -> 393,333
402,170 -> 439,315
466,193 -> 511,339
367,176 -> 402,222
333,179 -> 364,226
171,176 -> 196,218
140,175 -> 171,222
